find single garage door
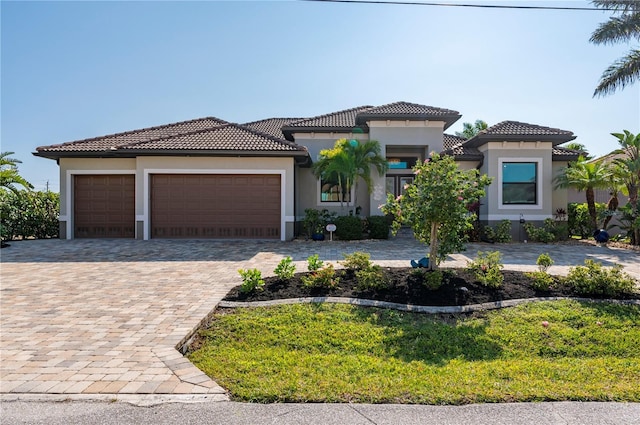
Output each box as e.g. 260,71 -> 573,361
151,174 -> 281,239
74,175 -> 135,238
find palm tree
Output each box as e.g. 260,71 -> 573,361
555,156 -> 612,232
455,120 -> 488,139
312,139 -> 388,210
611,130 -> 640,244
590,0 -> 640,97
348,139 -> 388,208
0,152 -> 33,193
312,144 -> 353,209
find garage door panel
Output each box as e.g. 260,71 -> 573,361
151,174 -> 280,239
74,175 -> 135,239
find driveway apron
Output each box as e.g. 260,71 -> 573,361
1,237 -> 638,397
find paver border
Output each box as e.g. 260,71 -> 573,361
218,296 -> 640,314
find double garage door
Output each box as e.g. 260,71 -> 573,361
74,174 -> 281,239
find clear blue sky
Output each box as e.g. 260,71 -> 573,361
2,0 -> 639,192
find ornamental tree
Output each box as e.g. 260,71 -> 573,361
380,152 -> 492,270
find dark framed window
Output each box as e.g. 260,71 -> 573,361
502,162 -> 537,205
320,178 -> 351,203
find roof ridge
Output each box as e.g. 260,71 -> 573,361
123,122 -> 307,152
122,122 -> 233,148
233,123 -> 308,151
243,117 -> 305,126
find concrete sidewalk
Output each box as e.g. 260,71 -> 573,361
2,399 -> 639,425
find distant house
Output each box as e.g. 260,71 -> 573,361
34,101 -> 580,240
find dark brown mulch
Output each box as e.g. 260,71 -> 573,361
223,268 -> 640,307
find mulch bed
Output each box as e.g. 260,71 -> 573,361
223,268 -> 640,307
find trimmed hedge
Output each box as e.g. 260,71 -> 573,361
366,215 -> 390,239
334,215 -> 364,240
0,190 -> 59,240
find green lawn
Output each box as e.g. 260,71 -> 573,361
188,300 -> 640,404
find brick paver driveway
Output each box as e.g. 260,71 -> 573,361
1,237 -> 638,398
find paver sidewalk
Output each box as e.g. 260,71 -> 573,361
1,237 -> 638,398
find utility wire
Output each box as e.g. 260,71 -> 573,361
298,0 -> 621,11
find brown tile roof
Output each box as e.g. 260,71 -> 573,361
34,117 -> 308,160
243,118 -> 304,140
464,120 -> 576,147
355,101 -> 461,129
285,106 -> 374,129
124,124 -> 307,153
552,146 -> 582,161
443,133 -> 467,149
441,134 -> 483,160
35,117 -> 228,153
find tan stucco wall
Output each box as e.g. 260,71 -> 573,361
367,122 -> 445,216
293,133 -> 372,219
479,142 -> 555,222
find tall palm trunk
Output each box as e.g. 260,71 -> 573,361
586,187 -> 598,232
603,192 -> 619,228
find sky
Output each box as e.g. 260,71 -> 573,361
2,0 -> 639,192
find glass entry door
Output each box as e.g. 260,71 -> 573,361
386,175 -> 414,198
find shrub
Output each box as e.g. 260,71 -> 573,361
536,253 -> 554,273
301,264 -> 340,289
568,203 -> 606,239
524,219 -> 568,243
563,260 -> 637,297
334,215 -> 364,240
238,268 -> 265,293
422,270 -> 443,290
525,271 -> 555,291
307,254 -> 324,271
494,220 -> 512,243
341,251 -> 371,270
467,251 -> 504,288
302,208 -> 337,238
355,265 -> 389,290
274,256 -> 296,280
366,215 -> 390,239
0,190 -> 59,241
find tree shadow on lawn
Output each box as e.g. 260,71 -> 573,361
347,306 -> 503,366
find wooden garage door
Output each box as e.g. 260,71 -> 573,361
74,175 -> 135,238
151,174 -> 281,239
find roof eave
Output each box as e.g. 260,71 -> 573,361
464,134 -> 576,148
33,149 -> 310,160
282,125 -> 370,142
355,113 -> 462,129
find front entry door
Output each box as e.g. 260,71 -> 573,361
385,175 -> 414,198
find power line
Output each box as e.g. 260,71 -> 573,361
298,0 -> 621,11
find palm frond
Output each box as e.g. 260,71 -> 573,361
590,13 -> 640,45
593,48 -> 640,96
593,0 -> 640,13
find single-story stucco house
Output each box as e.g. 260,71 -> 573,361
34,101 -> 580,241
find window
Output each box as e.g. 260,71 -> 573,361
502,162 -> 537,205
320,178 -> 351,203
386,156 -> 419,170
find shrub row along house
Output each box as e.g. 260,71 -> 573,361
34,101 -> 580,240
